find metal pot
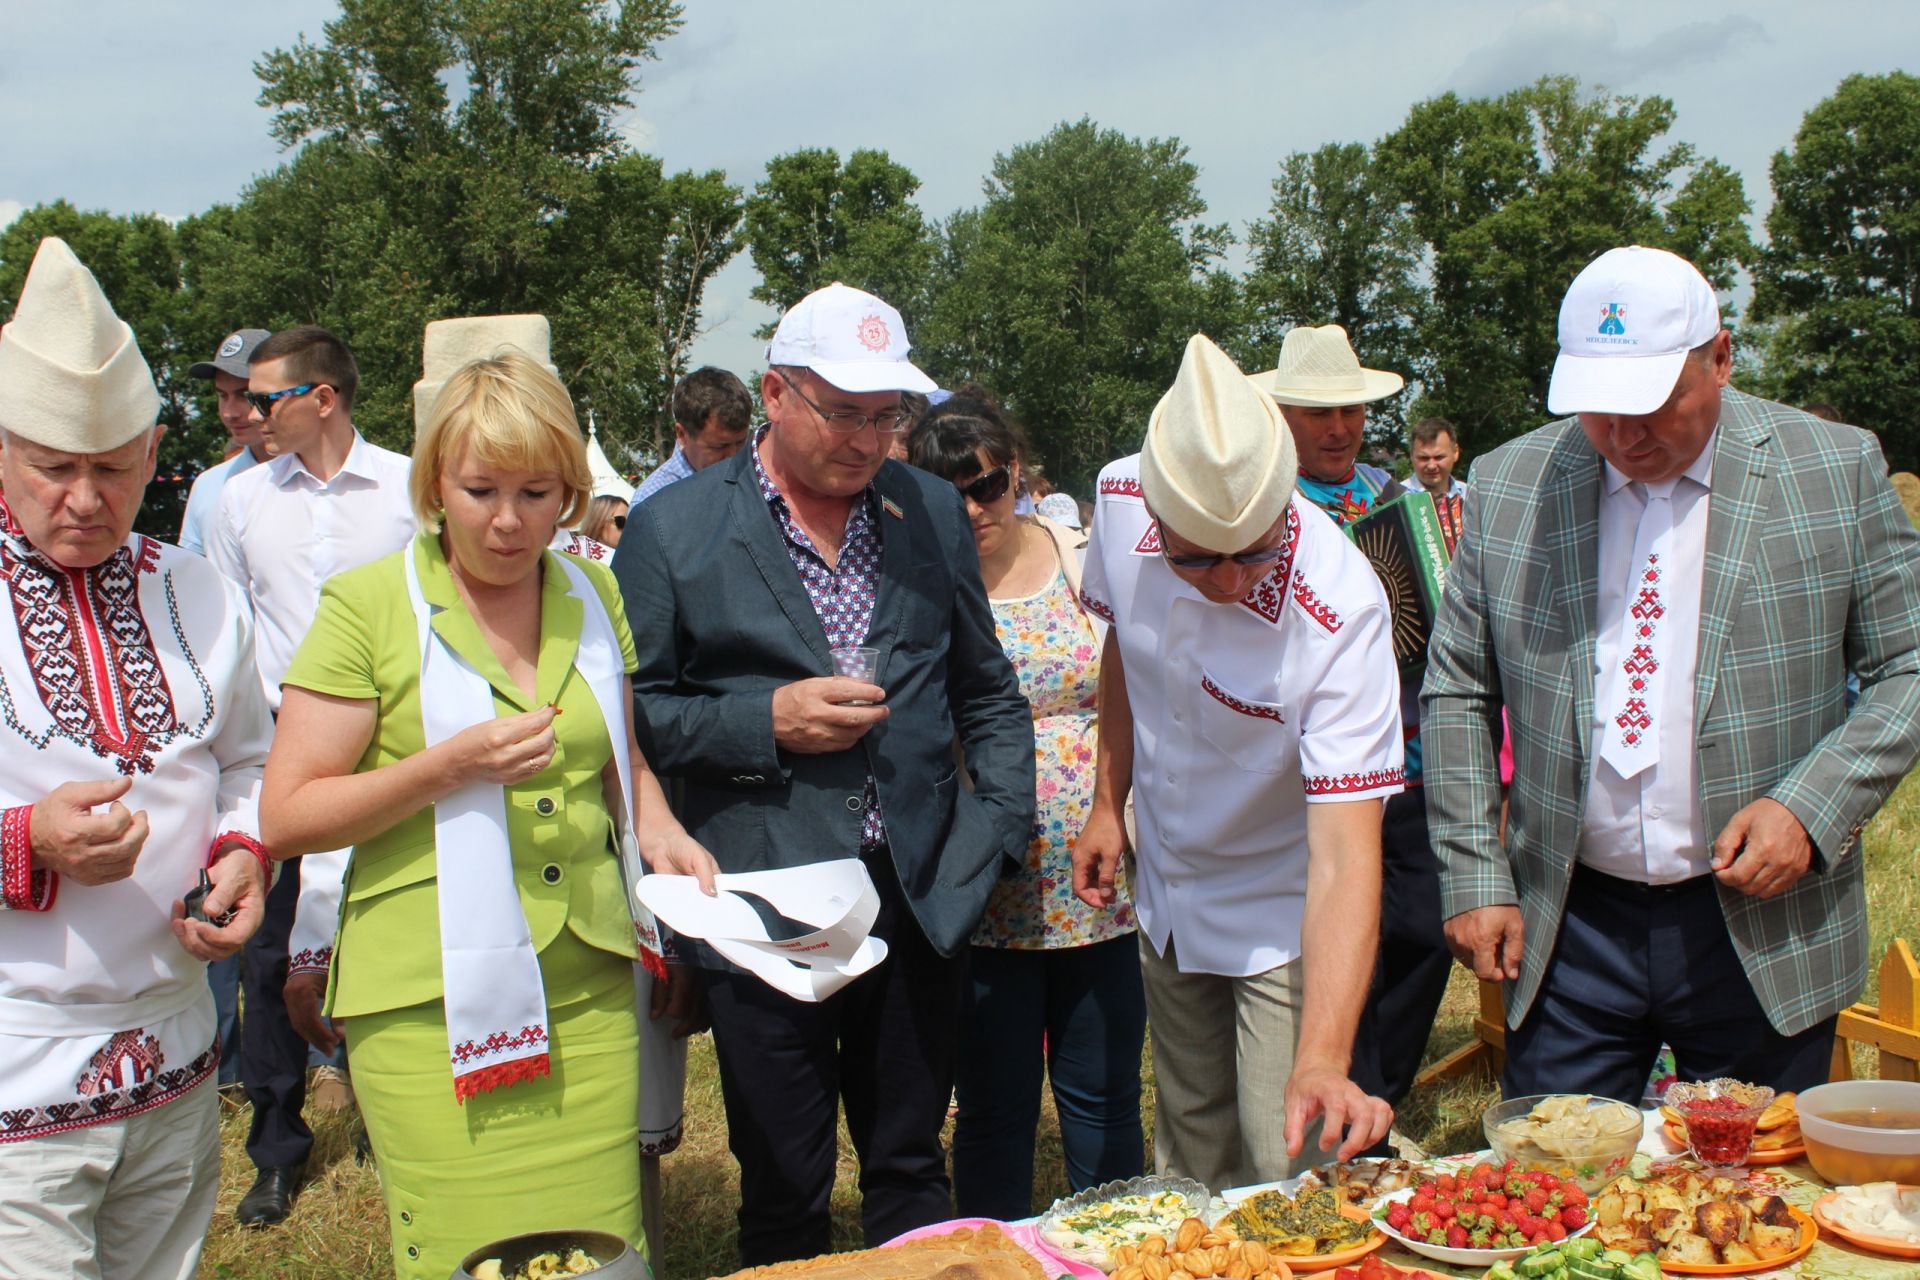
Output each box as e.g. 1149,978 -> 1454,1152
451,1229 -> 651,1280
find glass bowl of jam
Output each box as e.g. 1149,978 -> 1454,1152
1666,1078 -> 1775,1168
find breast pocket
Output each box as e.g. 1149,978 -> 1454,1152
1196,667 -> 1291,775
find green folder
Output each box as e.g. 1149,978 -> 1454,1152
1343,489 -> 1452,674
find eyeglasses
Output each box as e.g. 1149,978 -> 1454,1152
243,383 -> 330,417
776,370 -> 910,436
1161,541 -> 1290,571
955,466 -> 1012,505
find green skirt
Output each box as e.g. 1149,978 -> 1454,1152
346,934 -> 642,1280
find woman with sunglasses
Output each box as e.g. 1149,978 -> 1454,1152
578,493 -> 628,547
907,394 -> 1146,1219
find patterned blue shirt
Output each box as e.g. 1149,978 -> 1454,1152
749,429 -> 888,851
630,445 -> 696,507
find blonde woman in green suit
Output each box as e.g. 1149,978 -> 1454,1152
261,351 -> 716,1280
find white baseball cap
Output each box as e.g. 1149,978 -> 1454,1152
765,282 -> 936,395
1548,245 -> 1722,417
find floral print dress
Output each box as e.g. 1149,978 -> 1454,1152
974,565 -> 1136,949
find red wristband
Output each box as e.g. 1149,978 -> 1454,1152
209,831 -> 272,878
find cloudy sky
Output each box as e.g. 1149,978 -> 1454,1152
4,1 -> 1913,379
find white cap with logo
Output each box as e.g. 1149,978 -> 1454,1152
765,282 -> 936,395
1548,245 -> 1722,417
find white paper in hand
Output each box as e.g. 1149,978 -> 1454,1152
635,859 -> 889,1002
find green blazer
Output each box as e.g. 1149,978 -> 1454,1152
1423,390 -> 1920,1035
284,533 -> 641,1018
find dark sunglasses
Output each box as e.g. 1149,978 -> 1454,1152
1161,541 -> 1290,571
612,514 -> 627,530
956,466 -> 1012,505
243,383 -> 331,417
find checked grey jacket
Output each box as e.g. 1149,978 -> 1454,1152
1423,389 -> 1920,1036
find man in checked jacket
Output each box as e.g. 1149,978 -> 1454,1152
1424,245 -> 1920,1099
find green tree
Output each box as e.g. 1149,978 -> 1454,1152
918,118 -> 1242,492
1750,71 -> 1920,467
189,0 -> 742,464
1242,142 -> 1427,441
744,148 -> 934,334
1375,75 -> 1753,457
0,202 -> 223,536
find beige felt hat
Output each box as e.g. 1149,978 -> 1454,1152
1140,334 -> 1298,552
1256,323 -> 1405,407
413,314 -> 559,431
0,237 -> 160,453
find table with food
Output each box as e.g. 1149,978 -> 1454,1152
682,1078 -> 1920,1280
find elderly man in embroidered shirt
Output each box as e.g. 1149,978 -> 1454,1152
1073,334 -> 1399,1189
0,237 -> 274,1280
1425,245 -> 1920,1100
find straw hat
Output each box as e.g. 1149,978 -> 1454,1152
1140,334 -> 1298,552
413,314 -> 559,431
1256,324 -> 1404,407
0,237 -> 160,453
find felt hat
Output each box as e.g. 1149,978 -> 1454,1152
1548,245 -> 1722,416
1257,324 -> 1405,407
765,282 -> 936,395
414,314 -> 559,431
1141,334 -> 1298,552
0,237 -> 161,453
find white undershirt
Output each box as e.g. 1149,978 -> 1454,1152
1577,434 -> 1716,883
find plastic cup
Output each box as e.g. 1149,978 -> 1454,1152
830,646 -> 881,704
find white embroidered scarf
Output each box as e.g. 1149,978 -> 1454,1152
404,546 -> 654,1101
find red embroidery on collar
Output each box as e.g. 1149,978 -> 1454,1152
1133,521 -> 1162,555
1237,506 -> 1302,623
1099,476 -> 1144,497
2,543 -> 183,774
1290,570 -> 1343,633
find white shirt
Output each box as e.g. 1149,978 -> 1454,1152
0,508 -> 272,1140
1080,459 -> 1405,977
1400,475 -> 1467,499
206,433 -> 416,710
177,448 -> 262,555
1577,436 -> 1716,883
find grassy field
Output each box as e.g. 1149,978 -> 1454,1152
200,773 -> 1920,1279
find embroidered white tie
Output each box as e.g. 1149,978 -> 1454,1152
1599,483 -> 1676,779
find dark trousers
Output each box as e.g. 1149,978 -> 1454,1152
241,852 -> 314,1171
210,954 -> 243,1087
1350,788 -> 1455,1106
1504,864 -> 1837,1102
702,856 -> 966,1266
952,934 -> 1147,1219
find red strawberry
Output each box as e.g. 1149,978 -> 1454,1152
1523,1188 -> 1550,1214
1410,1193 -> 1435,1215
1446,1224 -> 1471,1250
1546,1220 -> 1569,1242
1561,1184 -> 1589,1208
1561,1206 -> 1589,1229
1471,1162 -> 1496,1183
1486,1192 -> 1509,1210
1433,1200 -> 1456,1221
1387,1204 -> 1413,1231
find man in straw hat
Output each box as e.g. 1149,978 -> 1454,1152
1074,333 -> 1398,1187
618,282 -> 1034,1264
205,323 -> 415,1225
1260,325 -> 1450,1116
0,237 -> 275,1278
1424,245 -> 1920,1099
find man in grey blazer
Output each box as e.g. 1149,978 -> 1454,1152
616,283 -> 1034,1265
1424,246 -> 1920,1102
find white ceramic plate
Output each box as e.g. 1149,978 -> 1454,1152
1368,1185 -> 1595,1267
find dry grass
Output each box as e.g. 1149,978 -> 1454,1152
200,772 -> 1920,1278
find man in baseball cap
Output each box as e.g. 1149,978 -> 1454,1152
1073,334 -> 1399,1187
1425,244 -> 1920,1103
616,283 -> 1033,1264
178,328 -> 271,556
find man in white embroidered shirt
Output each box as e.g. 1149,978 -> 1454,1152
205,324 -> 416,1225
0,237 -> 274,1280
1073,335 -> 1399,1189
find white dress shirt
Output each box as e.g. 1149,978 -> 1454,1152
1080,458 -> 1405,977
177,448 -> 262,556
205,433 -> 416,711
1578,435 -> 1716,883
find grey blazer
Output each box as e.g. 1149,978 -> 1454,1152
1423,390 -> 1920,1035
614,449 -> 1036,960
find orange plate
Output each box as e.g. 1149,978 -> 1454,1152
1269,1206 -> 1388,1274
1661,1120 -> 1806,1165
1655,1205 -> 1818,1275
1811,1189 -> 1920,1259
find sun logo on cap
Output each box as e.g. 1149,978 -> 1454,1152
1598,303 -> 1627,336
218,333 -> 245,358
856,315 -> 891,352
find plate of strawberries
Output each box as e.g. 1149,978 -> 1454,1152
1369,1159 -> 1595,1266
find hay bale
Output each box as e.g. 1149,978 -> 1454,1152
1892,472 -> 1920,530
